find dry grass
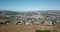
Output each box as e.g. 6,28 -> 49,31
0,18 -> 7,22
0,25 -> 60,32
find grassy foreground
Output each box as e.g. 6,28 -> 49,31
0,25 -> 60,32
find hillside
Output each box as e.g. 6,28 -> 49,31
0,10 -> 60,25
0,25 -> 60,32
0,10 -> 60,32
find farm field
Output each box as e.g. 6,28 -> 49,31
0,25 -> 60,32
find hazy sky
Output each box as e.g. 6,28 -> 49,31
0,0 -> 60,12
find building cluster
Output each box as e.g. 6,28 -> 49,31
0,12 -> 60,26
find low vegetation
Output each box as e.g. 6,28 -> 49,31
36,30 -> 50,32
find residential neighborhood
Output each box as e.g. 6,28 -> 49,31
0,11 -> 60,26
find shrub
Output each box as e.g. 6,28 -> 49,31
36,30 -> 50,32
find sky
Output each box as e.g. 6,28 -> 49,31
0,0 -> 60,12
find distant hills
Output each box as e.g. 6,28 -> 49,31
0,10 -> 60,16
0,10 -> 20,15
